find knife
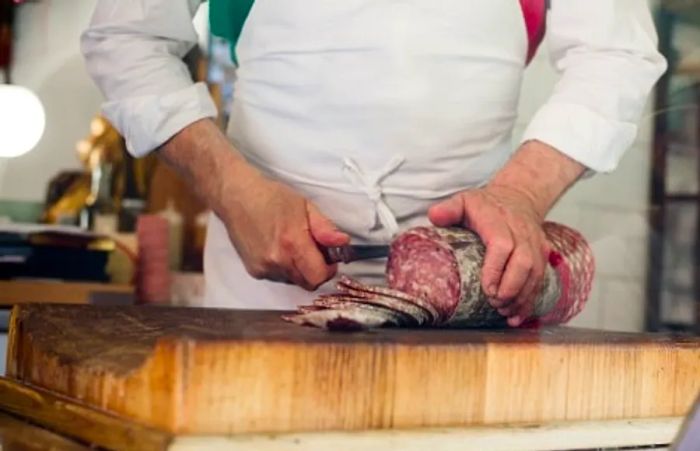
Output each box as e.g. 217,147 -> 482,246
320,240 -> 474,264
320,244 -> 391,264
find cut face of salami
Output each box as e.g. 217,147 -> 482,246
386,227 -> 462,322
284,222 -> 594,331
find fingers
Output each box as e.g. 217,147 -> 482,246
493,239 -> 547,327
428,195 -> 466,227
495,272 -> 532,316
229,180 -> 342,290
473,221 -> 514,299
292,235 -> 338,291
307,203 -> 350,247
246,230 -> 335,291
246,246 -> 305,287
496,246 -> 534,301
504,273 -> 540,327
284,202 -> 343,290
282,262 -> 310,288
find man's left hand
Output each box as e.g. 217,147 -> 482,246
427,140 -> 587,327
428,185 -> 549,327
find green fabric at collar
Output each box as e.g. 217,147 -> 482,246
209,0 -> 255,65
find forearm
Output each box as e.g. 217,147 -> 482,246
158,119 -> 262,217
488,140 -> 585,219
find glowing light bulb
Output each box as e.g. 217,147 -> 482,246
0,85 -> 46,158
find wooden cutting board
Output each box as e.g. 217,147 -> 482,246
5,304 -> 700,436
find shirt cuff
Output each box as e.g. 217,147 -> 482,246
102,82 -> 218,157
521,102 -> 638,174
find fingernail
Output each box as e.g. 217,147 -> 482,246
488,284 -> 498,296
509,316 -> 521,327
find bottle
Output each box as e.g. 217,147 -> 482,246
188,210 -> 209,273
118,152 -> 146,232
91,162 -> 118,235
158,199 -> 183,271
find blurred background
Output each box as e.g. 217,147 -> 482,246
0,0 -> 698,371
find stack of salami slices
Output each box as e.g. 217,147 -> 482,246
284,222 -> 594,331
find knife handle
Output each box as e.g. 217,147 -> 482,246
319,246 -> 350,265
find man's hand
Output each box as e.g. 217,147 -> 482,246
221,173 -> 350,290
159,119 -> 349,290
428,140 -> 586,326
428,185 -> 549,327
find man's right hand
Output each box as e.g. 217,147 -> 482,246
221,172 -> 350,290
159,119 -> 349,291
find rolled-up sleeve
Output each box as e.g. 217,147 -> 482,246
521,0 -> 667,173
81,0 -> 218,157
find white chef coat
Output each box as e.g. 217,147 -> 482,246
82,0 -> 667,309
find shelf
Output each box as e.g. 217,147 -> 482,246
0,280 -> 134,306
666,193 -> 700,202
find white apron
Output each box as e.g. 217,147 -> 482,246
203,0 -> 531,309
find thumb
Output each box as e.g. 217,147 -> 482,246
306,202 -> 350,247
428,195 -> 466,227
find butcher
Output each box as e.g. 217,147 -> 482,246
82,0 -> 666,327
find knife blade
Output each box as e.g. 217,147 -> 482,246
320,240 -> 474,265
320,244 -> 391,264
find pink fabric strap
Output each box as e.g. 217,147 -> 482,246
519,0 -> 547,65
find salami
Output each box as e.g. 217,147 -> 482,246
388,227 -> 560,327
284,221 -> 594,331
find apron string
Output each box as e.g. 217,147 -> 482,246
342,155 -> 405,238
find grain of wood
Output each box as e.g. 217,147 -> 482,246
0,378 -> 171,451
6,304 -> 700,435
0,410 -> 89,451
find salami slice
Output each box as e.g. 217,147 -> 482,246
283,304 -> 404,331
313,295 -> 418,326
386,228 -> 461,323
334,286 -> 431,325
297,305 -> 325,314
337,276 -> 440,324
312,297 -> 416,326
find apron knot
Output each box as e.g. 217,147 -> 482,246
342,155 -> 405,238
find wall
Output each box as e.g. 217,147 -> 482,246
515,40 -> 657,333
0,0 -> 102,202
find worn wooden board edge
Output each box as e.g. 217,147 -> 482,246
6,305 -> 185,432
171,340 -> 700,434
0,377 -> 172,451
167,418 -> 682,451
0,379 -> 683,451
8,331 -> 700,435
0,411 -> 89,451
